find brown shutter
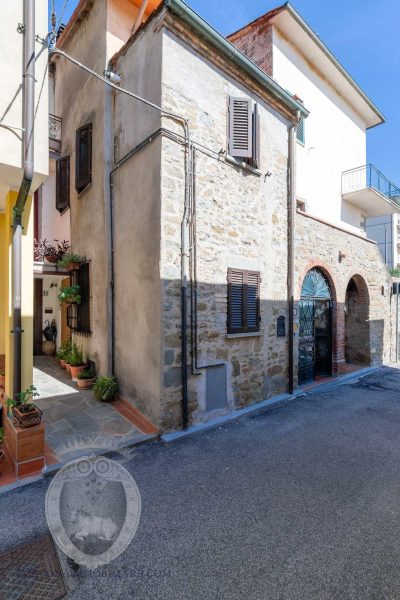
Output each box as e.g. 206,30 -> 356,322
56,156 -> 70,213
252,104 -> 260,169
75,123 -> 92,192
227,268 -> 260,334
228,97 -> 253,158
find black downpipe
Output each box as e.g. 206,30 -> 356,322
12,0 -> 35,399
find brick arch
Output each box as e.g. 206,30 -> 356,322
344,274 -> 370,365
297,260 -> 338,302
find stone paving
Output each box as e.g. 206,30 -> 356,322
33,356 -> 147,462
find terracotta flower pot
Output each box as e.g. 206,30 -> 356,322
12,404 -> 42,429
59,359 -> 66,369
65,363 -> 71,373
77,377 -> 95,390
70,365 -> 87,381
68,261 -> 81,271
44,255 -> 58,264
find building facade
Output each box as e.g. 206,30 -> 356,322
49,0 -> 397,434
0,1 -> 49,399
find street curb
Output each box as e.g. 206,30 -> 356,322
161,366 -> 381,444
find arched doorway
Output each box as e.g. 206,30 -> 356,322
298,268 -> 333,384
345,276 -> 370,366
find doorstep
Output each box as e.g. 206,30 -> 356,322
161,365 -> 380,443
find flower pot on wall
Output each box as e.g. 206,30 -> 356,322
44,255 -> 58,264
42,341 -> 56,356
12,405 -> 42,429
68,261 -> 81,271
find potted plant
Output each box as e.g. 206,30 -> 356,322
56,340 -> 71,368
58,285 -> 81,304
0,427 -> 4,461
0,370 -> 5,389
77,367 -> 96,389
69,344 -> 86,380
6,385 -> 42,429
58,253 -> 82,271
36,239 -> 70,264
93,376 -> 119,402
42,240 -> 58,264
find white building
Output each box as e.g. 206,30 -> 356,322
229,3 -> 400,235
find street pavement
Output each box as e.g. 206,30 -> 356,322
2,366 -> 400,599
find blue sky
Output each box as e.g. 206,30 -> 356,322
50,0 -> 400,185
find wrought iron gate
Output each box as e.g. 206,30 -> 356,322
298,269 -> 332,385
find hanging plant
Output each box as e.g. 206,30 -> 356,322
58,285 -> 81,304
58,253 -> 82,271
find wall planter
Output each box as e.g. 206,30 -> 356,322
6,385 -> 42,430
58,253 -> 82,271
58,285 -> 81,305
12,404 -> 42,429
44,255 -> 58,264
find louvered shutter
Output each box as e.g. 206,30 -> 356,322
56,156 -> 70,213
228,268 -> 245,333
227,268 -> 260,333
75,123 -> 92,192
246,270 -> 260,331
296,117 -> 305,144
228,97 -> 253,158
252,104 -> 260,169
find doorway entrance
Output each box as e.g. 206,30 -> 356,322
298,268 -> 333,385
345,276 -> 370,366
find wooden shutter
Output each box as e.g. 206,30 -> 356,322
77,262 -> 90,334
228,97 -> 253,158
75,123 -> 92,192
56,156 -> 70,213
252,104 -> 260,169
227,268 -> 260,334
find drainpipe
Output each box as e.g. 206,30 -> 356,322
288,111 -> 301,395
12,0 -> 35,398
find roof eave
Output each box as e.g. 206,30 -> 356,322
164,0 -> 309,119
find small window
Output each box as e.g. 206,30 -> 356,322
228,97 -> 260,168
75,123 -> 92,193
67,262 -> 91,334
227,268 -> 260,334
56,156 -> 70,213
296,117 -> 305,144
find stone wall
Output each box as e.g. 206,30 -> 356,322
159,29 -> 291,430
294,211 -> 391,379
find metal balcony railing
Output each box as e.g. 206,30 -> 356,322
342,164 -> 400,207
49,114 -> 62,143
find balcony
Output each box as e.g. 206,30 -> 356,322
49,114 -> 62,153
341,164 -> 400,217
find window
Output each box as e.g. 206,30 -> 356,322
75,123 -> 92,193
56,156 -> 70,213
227,97 -> 260,168
227,268 -> 261,334
67,262 -> 91,334
296,116 -> 305,144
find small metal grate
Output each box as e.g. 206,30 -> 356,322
0,535 -> 67,600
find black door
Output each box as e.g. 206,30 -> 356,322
298,269 -> 333,385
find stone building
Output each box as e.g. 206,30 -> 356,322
50,0 -> 398,434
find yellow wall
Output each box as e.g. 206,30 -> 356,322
0,191 -> 33,398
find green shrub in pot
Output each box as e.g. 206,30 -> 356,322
93,376 -> 119,403
69,344 -> 85,367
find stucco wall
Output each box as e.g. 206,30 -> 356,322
39,158 -> 71,244
0,0 -> 48,204
272,28 -> 367,233
54,0 -> 108,370
160,29 -> 291,429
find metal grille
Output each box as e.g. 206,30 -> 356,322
67,262 -> 91,335
0,535 -> 67,600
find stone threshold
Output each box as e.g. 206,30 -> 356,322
161,366 -> 380,444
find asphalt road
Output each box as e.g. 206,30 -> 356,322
2,366 -> 400,599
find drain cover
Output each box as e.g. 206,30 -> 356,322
0,535 -> 67,600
